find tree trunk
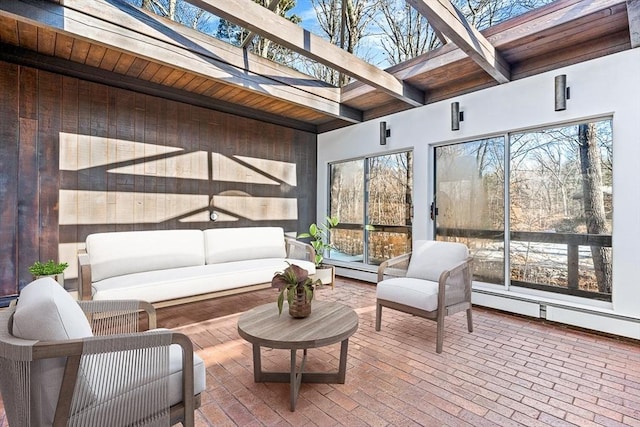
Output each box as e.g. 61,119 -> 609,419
578,123 -> 612,293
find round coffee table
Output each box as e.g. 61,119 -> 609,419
237,300 -> 358,411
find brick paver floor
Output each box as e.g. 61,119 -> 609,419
2,277 -> 639,426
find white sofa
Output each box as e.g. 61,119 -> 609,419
78,227 -> 315,307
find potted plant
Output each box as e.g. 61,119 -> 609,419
271,263 -> 321,318
28,260 -> 69,287
298,216 -> 339,287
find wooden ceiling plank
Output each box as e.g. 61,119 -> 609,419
16,21 -> 37,51
628,0 -> 640,47
54,32 -> 74,60
84,43 -> 108,68
188,0 -> 425,107
37,27 -> 56,56
0,0 -> 361,123
405,0 -> 510,83
0,17 -> 19,46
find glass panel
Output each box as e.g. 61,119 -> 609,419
367,231 -> 412,266
330,229 -> 364,263
435,137 -> 505,284
367,152 -> 413,264
328,152 -> 413,265
329,160 -> 364,224
509,120 -> 612,298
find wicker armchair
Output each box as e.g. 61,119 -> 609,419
0,278 -> 204,427
376,240 -> 473,353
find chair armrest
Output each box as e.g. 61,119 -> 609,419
77,250 -> 92,301
284,236 -> 316,262
377,252 -> 412,282
77,299 -> 157,330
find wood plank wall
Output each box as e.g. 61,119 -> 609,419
0,60 -> 317,300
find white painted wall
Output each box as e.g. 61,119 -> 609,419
317,48 -> 640,338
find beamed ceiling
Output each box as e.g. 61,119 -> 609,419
0,0 -> 638,133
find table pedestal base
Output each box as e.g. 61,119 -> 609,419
252,339 -> 350,411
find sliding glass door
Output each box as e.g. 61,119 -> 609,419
329,151 -> 413,266
434,119 -> 613,300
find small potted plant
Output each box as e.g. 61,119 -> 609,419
271,263 -> 321,318
298,216 -> 339,287
28,260 -> 69,287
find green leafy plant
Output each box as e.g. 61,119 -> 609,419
298,216 -> 339,267
271,263 -> 321,315
28,260 -> 68,276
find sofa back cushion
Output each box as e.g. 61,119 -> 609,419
86,230 -> 205,282
406,240 -> 469,282
204,227 -> 286,264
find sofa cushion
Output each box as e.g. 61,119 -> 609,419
376,277 -> 440,312
204,227 -> 287,264
406,240 -> 468,282
13,278 -> 94,426
86,230 -> 205,282
92,258 -> 316,303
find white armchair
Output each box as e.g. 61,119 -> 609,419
0,278 -> 205,426
376,240 -> 473,353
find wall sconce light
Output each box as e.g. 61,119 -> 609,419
554,74 -> 570,111
380,121 -> 391,145
451,102 -> 464,131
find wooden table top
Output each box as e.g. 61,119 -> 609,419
237,300 -> 358,349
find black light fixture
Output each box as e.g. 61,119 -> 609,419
380,121 -> 391,145
554,74 -> 570,111
451,102 -> 464,131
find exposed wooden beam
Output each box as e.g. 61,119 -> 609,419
0,43 -> 321,133
343,0 -> 625,102
628,0 -> 640,47
0,0 -> 362,123
188,0 -> 426,107
405,0 -> 511,83
240,0 -> 280,49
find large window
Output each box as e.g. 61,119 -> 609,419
329,151 -> 413,266
434,119 -> 613,300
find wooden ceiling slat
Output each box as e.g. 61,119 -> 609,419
148,65 -> 174,84
69,38 -> 91,63
54,32 -> 74,60
172,73 -> 198,90
137,61 -> 162,81
181,75 -> 208,92
112,53 -> 136,75
84,43 -> 108,68
98,48 -> 122,72
126,57 -> 150,78
37,27 -> 56,56
16,21 -> 36,51
162,69 -> 187,87
0,16 -> 18,46
190,79 -> 217,95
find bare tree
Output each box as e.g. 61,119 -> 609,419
578,124 -> 612,293
135,0 -> 210,29
378,1 -> 437,65
305,0 -> 378,85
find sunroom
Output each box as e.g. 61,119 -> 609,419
0,0 -> 639,425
